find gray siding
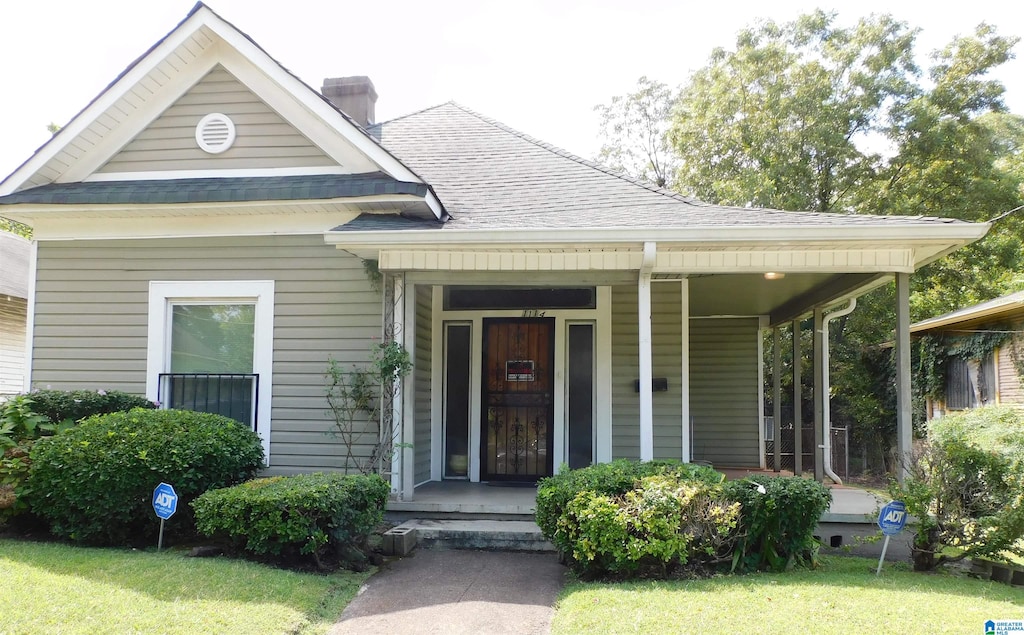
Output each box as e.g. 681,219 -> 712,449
32,235 -> 381,474
98,65 -> 336,173
611,284 -> 760,466
0,296 -> 27,396
690,318 -> 760,466
611,283 -> 684,460
414,284 -> 433,483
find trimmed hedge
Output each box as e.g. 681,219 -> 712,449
28,389 -> 156,424
536,459 -> 724,548
27,408 -> 263,545
193,473 -> 389,569
723,475 -> 831,572
538,461 -> 832,578
557,474 -> 740,578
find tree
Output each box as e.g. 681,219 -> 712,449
595,77 -> 679,188
668,10 -> 918,213
596,13 -> 1023,477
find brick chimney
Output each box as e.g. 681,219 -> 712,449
321,76 -> 377,128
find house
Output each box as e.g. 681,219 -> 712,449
911,291 -> 1024,419
0,4 -> 988,498
0,231 -> 31,397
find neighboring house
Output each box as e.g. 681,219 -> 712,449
0,4 -> 988,497
911,291 -> 1024,419
0,231 -> 30,397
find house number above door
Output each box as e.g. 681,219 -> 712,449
522,309 -> 547,318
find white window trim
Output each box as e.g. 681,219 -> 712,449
146,280 -> 275,463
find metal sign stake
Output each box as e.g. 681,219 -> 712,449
875,535 -> 891,576
158,518 -> 166,551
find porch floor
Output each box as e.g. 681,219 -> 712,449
386,471 -> 885,522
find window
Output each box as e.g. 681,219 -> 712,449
946,354 -> 995,410
147,281 -> 274,461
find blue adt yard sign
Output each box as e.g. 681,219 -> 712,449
875,500 -> 908,575
153,482 -> 178,550
877,500 -> 908,536
152,482 -> 178,520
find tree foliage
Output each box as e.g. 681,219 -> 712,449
595,76 -> 679,188
595,13 -> 1024,476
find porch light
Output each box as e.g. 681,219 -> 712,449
764,272 -> 785,280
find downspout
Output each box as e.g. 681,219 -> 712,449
821,298 -> 856,485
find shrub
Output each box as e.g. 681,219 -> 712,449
27,408 -> 263,545
193,473 -> 390,570
536,459 -> 724,549
722,475 -> 832,573
0,396 -> 61,523
27,389 -> 156,425
556,474 -> 739,578
927,405 -> 1024,460
892,435 -> 1024,571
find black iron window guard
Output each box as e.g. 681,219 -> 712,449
157,373 -> 258,431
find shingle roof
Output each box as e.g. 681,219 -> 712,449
0,173 -> 428,206
911,291 -> 1024,333
368,102 -> 968,231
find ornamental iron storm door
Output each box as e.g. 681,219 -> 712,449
481,318 -> 555,482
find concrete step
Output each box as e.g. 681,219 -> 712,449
384,519 -> 555,555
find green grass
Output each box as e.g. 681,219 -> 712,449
0,539 -> 369,634
552,556 -> 1024,635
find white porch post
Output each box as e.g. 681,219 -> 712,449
813,306 -> 824,482
895,272 -> 912,484
772,326 -> 782,472
400,277 -> 416,501
638,242 -> 656,461
792,319 -> 802,475
680,278 -> 690,463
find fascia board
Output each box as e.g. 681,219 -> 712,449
324,222 -> 991,250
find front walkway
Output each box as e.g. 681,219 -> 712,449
329,549 -> 564,635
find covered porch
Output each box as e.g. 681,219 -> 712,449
326,235 -> 939,504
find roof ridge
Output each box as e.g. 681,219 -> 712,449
441,102 -> 706,206
370,101 -> 457,130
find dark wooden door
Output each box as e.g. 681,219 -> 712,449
481,318 -> 555,481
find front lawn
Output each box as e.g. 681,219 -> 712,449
0,539 -> 369,634
553,556 -> 1024,635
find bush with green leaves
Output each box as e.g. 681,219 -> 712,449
27,389 -> 156,425
27,408 -> 263,545
0,395 -> 63,522
536,459 -> 724,550
722,475 -> 832,573
891,407 -> 1024,571
193,473 -> 389,570
557,474 -> 740,578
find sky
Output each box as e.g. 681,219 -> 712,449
1,0 -> 1023,180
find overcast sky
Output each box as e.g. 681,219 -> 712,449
1,0 -> 1022,180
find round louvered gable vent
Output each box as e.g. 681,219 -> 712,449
195,113 -> 236,154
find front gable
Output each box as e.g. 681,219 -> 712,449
0,3 -> 441,223
95,65 -> 341,177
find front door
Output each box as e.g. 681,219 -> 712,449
481,318 -> 554,481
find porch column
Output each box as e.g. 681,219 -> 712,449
813,307 -> 824,482
792,319 -> 802,475
772,327 -> 782,472
680,278 -> 691,463
638,242 -> 656,461
895,272 -> 912,484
